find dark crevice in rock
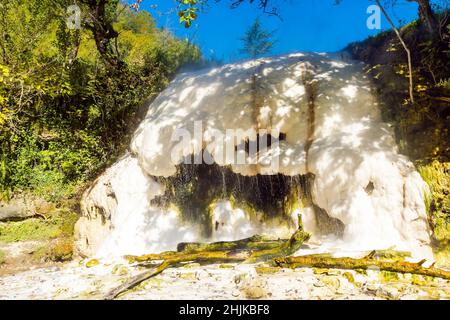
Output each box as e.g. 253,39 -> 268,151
302,67 -> 318,173
234,132 -> 287,155
365,181 -> 375,195
150,155 -> 345,239
151,159 -> 311,238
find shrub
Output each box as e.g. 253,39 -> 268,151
0,2 -> 202,200
0,210 -> 78,243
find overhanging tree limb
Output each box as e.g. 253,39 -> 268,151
406,0 -> 439,35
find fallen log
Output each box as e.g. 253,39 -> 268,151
105,213 -> 450,299
124,237 -> 287,264
244,219 -> 310,263
125,215 -> 310,265
105,215 -> 310,299
105,260 -> 172,300
124,251 -> 177,264
364,248 -> 411,260
176,235 -> 287,253
273,255 -> 450,280
105,251 -> 250,300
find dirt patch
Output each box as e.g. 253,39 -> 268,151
0,239 -> 71,276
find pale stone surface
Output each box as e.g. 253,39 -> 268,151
0,261 -> 449,300
75,53 -> 432,259
0,195 -> 53,222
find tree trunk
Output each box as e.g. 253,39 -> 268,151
177,235 -> 288,253
82,0 -> 123,68
274,254 -> 450,280
408,0 -> 439,35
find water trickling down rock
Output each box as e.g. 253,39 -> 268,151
74,53 -> 431,260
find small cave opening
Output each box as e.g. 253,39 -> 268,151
364,181 -> 375,195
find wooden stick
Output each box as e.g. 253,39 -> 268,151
105,260 -> 172,300
274,255 -> 450,280
105,251 -> 252,300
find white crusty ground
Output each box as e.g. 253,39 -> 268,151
1,259 -> 449,300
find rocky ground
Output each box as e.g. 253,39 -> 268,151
1,257 -> 449,300
0,241 -> 57,277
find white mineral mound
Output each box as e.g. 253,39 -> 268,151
75,53 -> 432,259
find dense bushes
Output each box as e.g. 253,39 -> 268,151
0,1 -> 202,200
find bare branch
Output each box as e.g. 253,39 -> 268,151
375,0 -> 415,104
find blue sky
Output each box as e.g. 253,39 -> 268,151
139,0 -> 427,61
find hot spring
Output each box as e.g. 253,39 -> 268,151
74,53 -> 432,260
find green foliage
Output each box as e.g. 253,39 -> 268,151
33,238 -> 74,262
177,0 -> 204,28
0,218 -> 60,243
240,18 -> 276,58
0,1 -> 201,200
49,238 -> 73,262
436,78 -> 450,90
0,210 -> 78,243
418,161 -> 450,246
173,0 -> 278,28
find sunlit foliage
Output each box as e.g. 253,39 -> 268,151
0,1 -> 201,200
